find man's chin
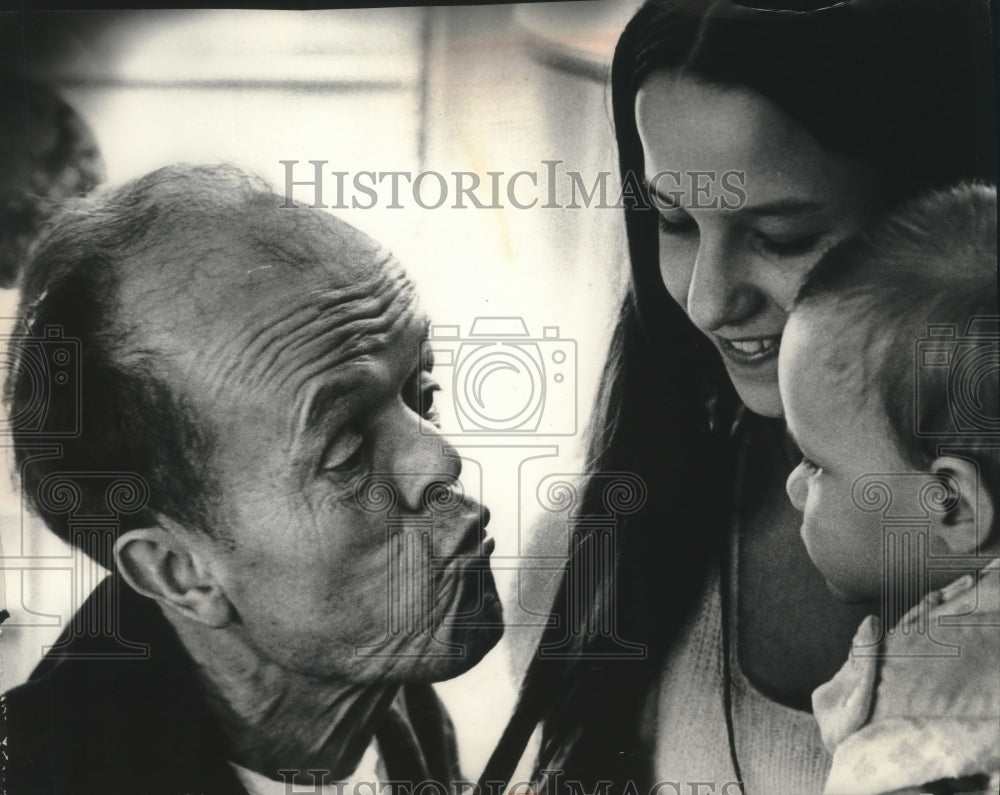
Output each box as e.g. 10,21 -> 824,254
435,584 -> 504,680
385,572 -> 504,683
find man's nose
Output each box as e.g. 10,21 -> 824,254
686,235 -> 756,332
786,463 -> 809,513
394,415 -> 463,511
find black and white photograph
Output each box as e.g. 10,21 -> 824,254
0,2 -> 997,794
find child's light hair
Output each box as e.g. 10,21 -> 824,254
794,182 -> 999,513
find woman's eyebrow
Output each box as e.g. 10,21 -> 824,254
740,199 -> 826,218
647,184 -> 682,209
644,185 -> 824,218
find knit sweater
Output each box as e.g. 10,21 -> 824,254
651,530 -> 833,794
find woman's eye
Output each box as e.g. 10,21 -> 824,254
657,211 -> 697,236
752,230 -> 823,258
321,430 -> 366,474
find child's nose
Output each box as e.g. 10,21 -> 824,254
786,463 -> 809,512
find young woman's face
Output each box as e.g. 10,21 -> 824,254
635,72 -> 884,417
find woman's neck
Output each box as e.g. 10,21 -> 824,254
164,607 -> 399,783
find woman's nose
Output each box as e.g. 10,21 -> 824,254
786,463 -> 809,513
686,235 -> 756,332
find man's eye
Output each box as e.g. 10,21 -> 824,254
321,430 -> 366,474
405,371 -> 442,427
421,398 -> 441,428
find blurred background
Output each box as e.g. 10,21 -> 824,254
0,2 -> 641,776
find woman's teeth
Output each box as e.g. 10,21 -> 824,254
719,335 -> 781,362
730,338 -> 778,355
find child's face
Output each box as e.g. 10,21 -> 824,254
779,311 -> 922,604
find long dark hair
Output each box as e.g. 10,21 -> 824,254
483,0 -> 996,791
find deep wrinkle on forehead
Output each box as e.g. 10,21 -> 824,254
294,310 -> 431,445
198,254 -> 421,423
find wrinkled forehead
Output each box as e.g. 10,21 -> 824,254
126,209 -> 425,418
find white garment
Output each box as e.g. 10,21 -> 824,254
652,533 -> 831,794
230,741 -> 382,795
814,559 -> 1000,795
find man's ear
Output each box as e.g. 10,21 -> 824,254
114,519 -> 232,628
929,456 -> 994,555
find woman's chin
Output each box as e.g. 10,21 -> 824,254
730,377 -> 785,418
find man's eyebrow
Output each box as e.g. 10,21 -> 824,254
299,380 -> 348,442
420,317 -> 434,371
297,317 -> 431,442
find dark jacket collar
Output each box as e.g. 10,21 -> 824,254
4,575 -> 461,795
4,575 -> 247,795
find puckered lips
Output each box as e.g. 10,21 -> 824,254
439,509 -> 495,570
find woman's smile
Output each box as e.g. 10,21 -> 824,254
715,333 -> 782,365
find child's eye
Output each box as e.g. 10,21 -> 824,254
800,456 -> 822,475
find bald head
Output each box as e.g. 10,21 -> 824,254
100,166 -> 423,434
8,163 -> 424,564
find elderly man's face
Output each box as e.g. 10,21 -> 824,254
138,214 -> 502,682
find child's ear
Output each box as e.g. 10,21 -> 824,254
928,456 -> 994,555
